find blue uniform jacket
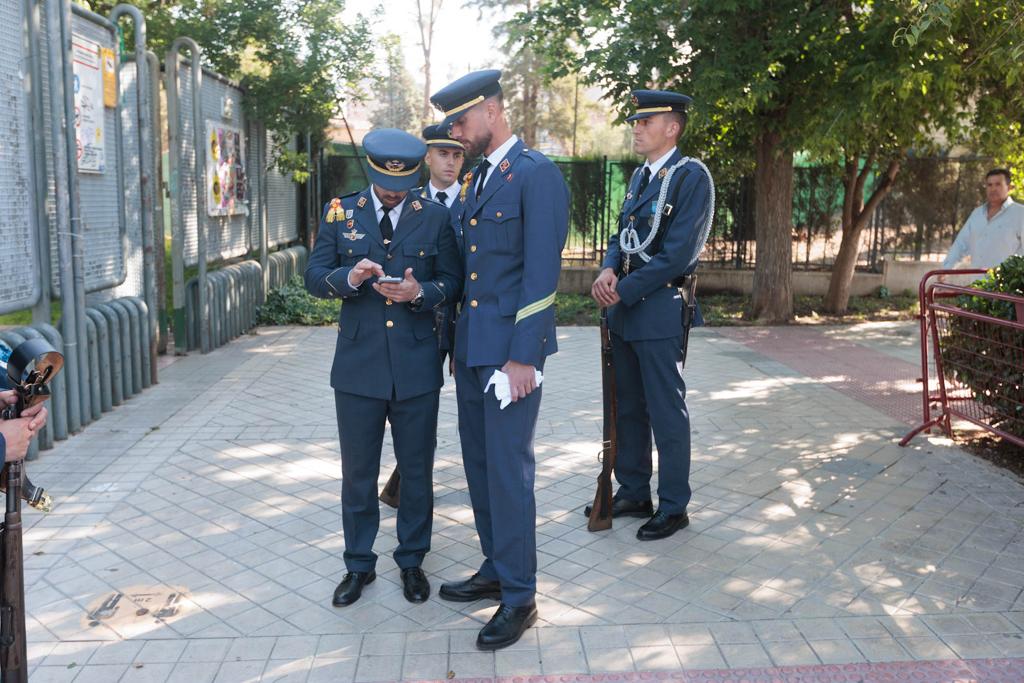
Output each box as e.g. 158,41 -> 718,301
455,140 -> 569,368
419,187 -> 465,355
305,188 -> 463,400
603,150 -> 711,341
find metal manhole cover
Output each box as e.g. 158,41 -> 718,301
83,586 -> 191,629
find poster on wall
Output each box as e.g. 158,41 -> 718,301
72,35 -> 105,174
205,121 -> 248,217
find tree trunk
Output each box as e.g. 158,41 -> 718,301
824,157 -> 901,313
750,130 -> 794,323
423,64 -> 432,121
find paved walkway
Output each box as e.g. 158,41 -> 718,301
20,324 -> 1024,682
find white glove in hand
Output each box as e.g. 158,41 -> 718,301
484,369 -> 544,409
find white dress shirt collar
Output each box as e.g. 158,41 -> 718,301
429,179 -> 461,207
989,196 -> 1015,220
370,188 -> 407,232
485,134 -> 519,169
644,147 -> 678,177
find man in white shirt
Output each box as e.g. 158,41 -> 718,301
943,168 -> 1024,270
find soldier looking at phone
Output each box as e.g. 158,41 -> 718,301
305,128 -> 463,607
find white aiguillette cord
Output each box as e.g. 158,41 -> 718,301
620,157 -> 716,271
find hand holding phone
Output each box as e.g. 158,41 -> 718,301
377,275 -> 403,284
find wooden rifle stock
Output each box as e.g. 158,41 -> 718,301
588,310 -> 617,532
0,460 -> 28,682
379,469 -> 400,508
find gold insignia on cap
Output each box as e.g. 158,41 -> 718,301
385,159 -> 406,172
411,200 -> 422,211
357,196 -> 367,208
658,168 -> 668,179
499,159 -> 510,173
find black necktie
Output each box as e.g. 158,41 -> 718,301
435,191 -> 448,206
475,160 -> 491,199
380,209 -> 394,242
637,166 -> 652,197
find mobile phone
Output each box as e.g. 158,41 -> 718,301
377,275 -> 403,284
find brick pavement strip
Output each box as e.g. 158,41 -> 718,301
18,325 -> 1024,682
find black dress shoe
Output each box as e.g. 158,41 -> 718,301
477,602 -> 538,650
636,510 -> 689,541
438,573 -> 502,602
401,567 -> 430,603
583,497 -> 654,519
332,570 -> 375,606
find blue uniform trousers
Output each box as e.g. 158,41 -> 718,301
334,388 -> 438,572
611,333 -> 692,514
455,360 -> 541,607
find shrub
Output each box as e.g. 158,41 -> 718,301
944,255 -> 1024,439
258,275 -> 339,326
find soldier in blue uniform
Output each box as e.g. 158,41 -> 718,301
420,123 -> 467,365
430,70 -> 569,650
304,128 -> 463,607
588,90 -> 715,541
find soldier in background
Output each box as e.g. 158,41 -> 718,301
589,90 -> 715,541
420,123 -> 468,367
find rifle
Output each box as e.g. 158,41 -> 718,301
0,339 -> 63,683
587,309 -> 617,532
379,469 -> 400,508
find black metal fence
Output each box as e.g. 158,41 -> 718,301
320,149 -> 994,271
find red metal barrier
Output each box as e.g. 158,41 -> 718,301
901,269 -> 1024,448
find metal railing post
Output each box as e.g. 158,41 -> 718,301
110,4 -> 158,384
166,37 -> 207,353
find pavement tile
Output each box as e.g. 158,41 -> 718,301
134,641 -> 188,665
808,639 -> 867,665
447,651 -> 495,678
719,642 -> 773,668
19,326 -> 1024,679
307,658 -> 357,683
940,634 -> 1006,658
674,643 -> 726,669
119,663 -> 176,683
763,639 -> 820,666
541,648 -> 588,674
853,637 -> 914,662
165,662 -> 218,683
213,660 -> 265,683
585,647 -> 635,672
630,644 -> 681,670
495,648 -> 543,676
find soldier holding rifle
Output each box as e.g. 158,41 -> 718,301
588,90 -> 715,540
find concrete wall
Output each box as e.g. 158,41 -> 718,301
557,258 -> 949,297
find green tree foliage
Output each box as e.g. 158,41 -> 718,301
101,0 -> 376,180
369,34 -> 422,133
517,0 -> 1024,321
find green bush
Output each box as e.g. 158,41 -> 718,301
945,255 -> 1024,439
258,275 -> 339,326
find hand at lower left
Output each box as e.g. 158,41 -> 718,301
22,403 -> 48,432
502,360 -> 538,402
373,268 -> 420,303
